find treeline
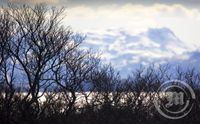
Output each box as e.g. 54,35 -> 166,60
0,4 -> 200,124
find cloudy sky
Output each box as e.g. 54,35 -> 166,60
3,0 -> 200,76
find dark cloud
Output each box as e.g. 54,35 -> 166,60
1,0 -> 200,7
0,0 -> 60,6
61,0 -> 200,7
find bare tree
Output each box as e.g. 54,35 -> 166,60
0,4 -> 86,123
0,7 -> 18,124
0,3 -> 100,124
52,41 -> 99,120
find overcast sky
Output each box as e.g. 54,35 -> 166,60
2,0 -> 200,76
3,0 -> 200,7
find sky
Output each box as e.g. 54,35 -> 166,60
2,0 -> 200,76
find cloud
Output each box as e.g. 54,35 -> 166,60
6,0 -> 198,7
63,3 -> 200,76
50,0 -> 200,8
66,4 -> 200,49
1,2 -> 198,76
82,27 -> 199,76
146,28 -> 177,44
7,0 -> 60,4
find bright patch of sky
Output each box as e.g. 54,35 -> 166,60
61,3 -> 200,76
